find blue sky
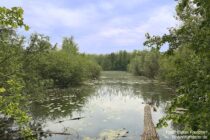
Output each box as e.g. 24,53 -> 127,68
0,0 -> 178,54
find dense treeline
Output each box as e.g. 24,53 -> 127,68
90,50 -> 132,71
24,35 -> 101,89
128,49 -> 160,79
90,49 -> 160,79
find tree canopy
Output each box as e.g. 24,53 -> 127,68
144,0 -> 210,133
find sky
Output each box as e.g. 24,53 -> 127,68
0,0 -> 178,54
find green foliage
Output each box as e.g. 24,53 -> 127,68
91,50 -> 131,71
0,6 -> 33,138
38,51 -> 101,87
23,33 -> 53,92
0,80 -> 29,124
82,57 -> 101,80
0,29 -> 24,83
62,36 -> 79,55
91,49 -> 160,79
22,36 -> 101,88
128,50 -> 160,79
0,7 -> 29,30
0,80 -> 34,139
144,0 -> 210,133
40,51 -> 82,87
128,55 -> 144,76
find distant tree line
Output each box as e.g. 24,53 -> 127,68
90,50 -> 131,71
89,49 -> 160,79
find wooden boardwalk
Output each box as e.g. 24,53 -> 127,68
141,105 -> 159,140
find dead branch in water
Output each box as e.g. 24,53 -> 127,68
56,117 -> 85,123
42,131 -> 72,135
141,105 -> 159,140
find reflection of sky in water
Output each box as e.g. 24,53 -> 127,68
32,71 -> 175,140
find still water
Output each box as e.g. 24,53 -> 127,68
30,71 -> 175,140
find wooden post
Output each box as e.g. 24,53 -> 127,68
141,105 -> 159,140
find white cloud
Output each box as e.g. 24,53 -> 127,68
78,4 -> 177,53
109,0 -> 149,9
98,1 -> 114,11
23,2 -> 98,32
0,0 -> 178,53
100,28 -> 128,38
138,5 -> 178,35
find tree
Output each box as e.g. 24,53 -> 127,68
62,36 -> 79,55
38,50 -> 101,87
91,50 -> 132,71
23,33 -> 53,92
144,0 -> 210,133
128,50 -> 160,78
0,6 -> 34,139
0,7 -> 29,30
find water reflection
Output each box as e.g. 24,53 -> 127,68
30,71 -> 175,140
30,86 -> 95,121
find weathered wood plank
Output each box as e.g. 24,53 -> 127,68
141,105 -> 159,140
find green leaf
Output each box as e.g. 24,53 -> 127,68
0,87 -> 6,93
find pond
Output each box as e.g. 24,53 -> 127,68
30,71 -> 176,140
